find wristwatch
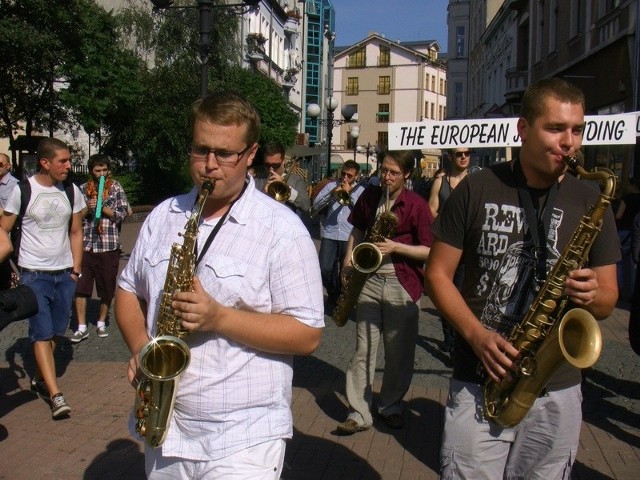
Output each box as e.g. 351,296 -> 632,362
71,270 -> 82,278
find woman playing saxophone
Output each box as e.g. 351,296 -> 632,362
424,78 -> 620,480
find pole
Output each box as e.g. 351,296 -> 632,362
326,110 -> 333,177
198,0 -> 213,98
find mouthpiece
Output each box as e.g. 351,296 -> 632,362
564,155 -> 580,172
201,179 -> 215,194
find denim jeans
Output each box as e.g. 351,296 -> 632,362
20,270 -> 77,342
318,237 -> 348,305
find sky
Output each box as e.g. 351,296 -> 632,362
333,0 -> 449,51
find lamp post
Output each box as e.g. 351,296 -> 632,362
306,98 -> 356,178
150,0 -> 260,98
350,126 -> 360,161
357,142 -> 374,174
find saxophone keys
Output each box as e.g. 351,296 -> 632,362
539,299 -> 557,312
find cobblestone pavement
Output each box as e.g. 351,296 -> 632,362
0,221 -> 638,479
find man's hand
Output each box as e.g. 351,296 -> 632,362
470,327 -> 520,383
565,268 -> 599,306
172,277 -> 223,332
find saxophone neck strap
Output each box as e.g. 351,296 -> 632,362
513,158 -> 559,285
195,180 -> 248,267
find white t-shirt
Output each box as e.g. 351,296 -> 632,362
4,176 -> 85,270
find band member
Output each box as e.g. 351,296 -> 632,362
115,91 -> 323,478
313,160 -> 364,310
425,78 -> 619,478
337,150 -> 432,434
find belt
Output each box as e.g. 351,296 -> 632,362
18,267 -> 73,275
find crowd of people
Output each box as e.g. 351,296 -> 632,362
0,77 -> 636,479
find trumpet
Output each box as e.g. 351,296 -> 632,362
266,157 -> 294,202
310,183 -> 352,218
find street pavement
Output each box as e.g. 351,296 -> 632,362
0,219 -> 639,479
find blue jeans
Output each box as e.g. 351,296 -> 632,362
20,270 -> 77,342
318,237 -> 348,305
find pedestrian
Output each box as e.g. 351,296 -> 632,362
425,78 -> 620,479
71,154 -> 130,343
337,149 -> 433,434
428,148 -> 473,355
256,142 -> 311,216
0,152 -> 20,289
1,138 -> 86,419
312,160 -> 365,311
115,91 -> 324,478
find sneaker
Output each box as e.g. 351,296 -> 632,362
336,419 -> 369,435
97,325 -> 109,338
70,329 -> 89,343
50,393 -> 71,419
30,379 -> 50,399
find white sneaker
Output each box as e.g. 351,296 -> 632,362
70,329 -> 89,343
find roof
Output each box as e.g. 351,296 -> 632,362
334,32 -> 442,61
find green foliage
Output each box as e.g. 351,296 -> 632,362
113,170 -> 144,207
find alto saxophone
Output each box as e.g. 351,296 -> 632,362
332,187 -> 398,327
134,180 -> 215,447
483,157 -> 615,427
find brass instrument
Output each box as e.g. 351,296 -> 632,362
134,180 -> 215,447
332,187 -> 398,327
310,183 -> 352,218
267,157 -> 294,202
483,156 -> 615,427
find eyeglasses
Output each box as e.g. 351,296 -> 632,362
188,144 -> 252,166
454,151 -> 471,158
380,168 -> 403,178
264,162 -> 283,170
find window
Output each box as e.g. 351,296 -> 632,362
425,73 -> 430,90
456,25 -> 465,57
570,0 -> 582,37
439,79 -> 444,95
431,77 -> 436,91
454,82 -> 463,117
379,45 -> 390,67
377,104 -> 390,123
348,48 -> 366,68
378,76 -> 390,95
347,77 -> 359,95
377,131 -> 388,151
430,103 -> 435,119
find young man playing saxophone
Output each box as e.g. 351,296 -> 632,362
337,150 -> 432,434
115,91 -> 324,479
425,78 -> 620,479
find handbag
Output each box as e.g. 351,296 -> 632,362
0,284 -> 39,332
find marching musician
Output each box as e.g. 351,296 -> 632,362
337,149 -> 432,435
313,159 -> 364,311
71,154 -> 130,342
425,78 -> 620,479
115,92 -> 323,479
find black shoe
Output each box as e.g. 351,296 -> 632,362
382,413 -> 404,429
30,379 -> 50,399
50,393 -> 71,419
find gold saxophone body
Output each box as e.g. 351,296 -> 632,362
483,157 -> 615,427
332,187 -> 398,327
134,180 -> 215,447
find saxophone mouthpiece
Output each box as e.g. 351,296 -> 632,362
201,179 -> 215,194
564,155 -> 579,172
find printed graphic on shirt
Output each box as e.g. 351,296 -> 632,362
28,192 -> 70,229
477,201 -> 564,336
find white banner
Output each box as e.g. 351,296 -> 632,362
388,112 -> 639,150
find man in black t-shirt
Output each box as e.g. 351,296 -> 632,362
425,78 -> 620,479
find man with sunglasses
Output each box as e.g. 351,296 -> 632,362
257,142 -> 310,216
337,150 -> 432,434
313,160 -> 364,311
115,91 -> 323,479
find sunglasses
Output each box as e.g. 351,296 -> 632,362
454,151 -> 471,158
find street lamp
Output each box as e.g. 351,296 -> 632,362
357,142 -> 374,174
150,0 -> 261,98
350,126 -> 360,161
306,97 -> 356,178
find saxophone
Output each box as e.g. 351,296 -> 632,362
332,187 -> 398,327
483,157 -> 615,427
134,180 -> 215,447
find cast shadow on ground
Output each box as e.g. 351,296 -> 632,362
83,438 -> 145,479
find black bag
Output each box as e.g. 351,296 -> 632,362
0,285 -> 39,332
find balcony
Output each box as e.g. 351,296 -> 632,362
505,67 -> 528,101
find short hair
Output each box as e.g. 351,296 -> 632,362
0,153 -> 9,165
520,78 -> 585,124
88,154 -> 111,171
37,138 -> 69,161
263,142 -> 286,158
380,150 -> 414,174
342,160 -> 360,173
191,91 -> 261,146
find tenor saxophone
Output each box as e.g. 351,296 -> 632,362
483,157 -> 615,427
134,180 -> 215,447
332,187 -> 398,327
